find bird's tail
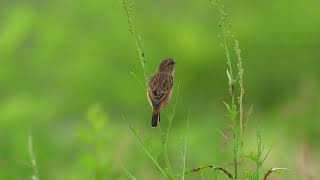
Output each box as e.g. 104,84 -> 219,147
151,109 -> 160,128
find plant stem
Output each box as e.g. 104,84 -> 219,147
181,111 -> 189,180
120,0 -> 148,84
28,131 -> 39,180
129,125 -> 171,179
164,144 -> 174,178
211,1 -> 239,178
185,165 -> 234,179
159,125 -> 174,179
234,40 -> 244,158
256,130 -> 262,180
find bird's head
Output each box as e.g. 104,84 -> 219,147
158,58 -> 176,73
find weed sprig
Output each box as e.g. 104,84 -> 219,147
120,0 -> 148,84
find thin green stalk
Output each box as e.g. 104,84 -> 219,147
211,1 -> 243,178
158,83 -> 180,179
120,0 -> 148,84
181,111 -> 189,180
159,125 -> 174,179
164,144 -> 174,178
243,105 -> 253,141
185,165 -> 234,179
234,39 -> 244,159
253,132 -> 273,180
233,120 -> 238,179
123,167 -> 137,180
255,130 -> 262,180
128,124 -> 170,179
28,131 -> 39,180
263,168 -> 289,180
165,82 -> 180,143
130,71 -> 145,89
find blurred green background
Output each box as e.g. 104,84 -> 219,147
0,0 -> 319,179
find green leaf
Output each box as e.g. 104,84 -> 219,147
226,69 -> 232,85
222,101 -> 232,114
269,168 -> 290,173
263,167 -> 290,180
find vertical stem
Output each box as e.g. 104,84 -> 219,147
182,111 -> 189,180
234,40 -> 244,159
233,131 -> 238,179
28,131 -> 39,180
129,125 -> 170,179
164,144 -> 174,178
120,0 -> 148,84
212,1 -> 237,178
233,39 -> 244,165
211,1 -> 246,179
159,125 -> 174,179
159,83 -> 180,179
256,130 -> 262,180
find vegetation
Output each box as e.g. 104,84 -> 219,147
119,0 -> 289,179
0,0 -> 319,179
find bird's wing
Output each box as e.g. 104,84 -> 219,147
147,73 -> 173,107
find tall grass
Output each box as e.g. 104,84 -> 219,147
128,124 -> 170,179
185,0 -> 288,179
120,0 -> 288,179
181,111 -> 189,180
28,131 -> 39,180
120,0 -> 148,83
122,86 -> 182,180
120,0 -> 185,179
211,0 -> 244,178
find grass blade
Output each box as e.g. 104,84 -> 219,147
263,168 -> 290,180
165,81 -> 180,143
123,167 -> 137,180
129,125 -> 170,179
28,131 -> 39,180
181,111 -> 189,180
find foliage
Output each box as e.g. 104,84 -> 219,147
0,0 -> 318,179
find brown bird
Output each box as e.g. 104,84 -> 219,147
147,58 -> 176,127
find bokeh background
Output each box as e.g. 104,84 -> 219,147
0,0 -> 319,179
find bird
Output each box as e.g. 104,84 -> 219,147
147,58 -> 176,127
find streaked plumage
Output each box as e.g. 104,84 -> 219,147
147,58 -> 176,127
